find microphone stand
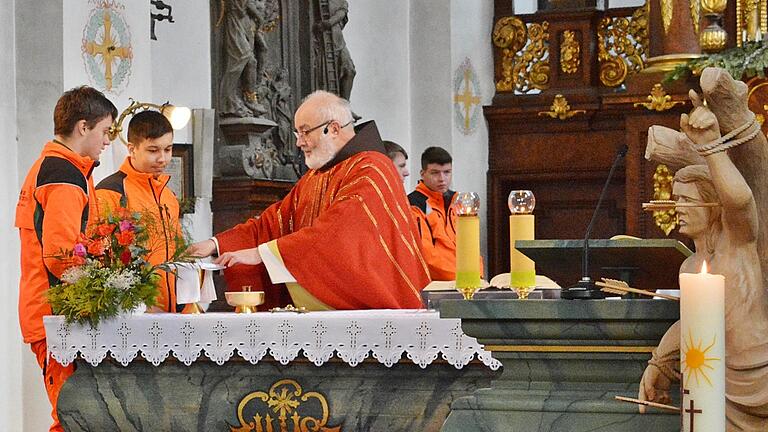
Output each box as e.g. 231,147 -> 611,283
561,145 -> 628,300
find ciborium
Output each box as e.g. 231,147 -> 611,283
226,287 -> 265,314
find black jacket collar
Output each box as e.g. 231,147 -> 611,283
318,120 -> 387,171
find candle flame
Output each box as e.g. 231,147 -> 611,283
700,261 -> 709,274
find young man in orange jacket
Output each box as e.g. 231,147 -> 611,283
408,146 -> 459,281
96,110 -> 181,312
15,86 -> 117,432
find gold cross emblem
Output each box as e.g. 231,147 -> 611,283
454,68 -> 481,131
83,9 -> 132,91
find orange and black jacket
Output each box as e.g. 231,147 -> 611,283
15,141 -> 99,344
408,182 -> 458,281
96,158 -> 181,312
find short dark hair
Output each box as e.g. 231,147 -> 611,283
53,86 -> 118,137
421,146 -> 452,170
382,140 -> 408,160
127,110 -> 173,144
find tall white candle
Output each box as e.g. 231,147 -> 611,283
679,261 -> 725,432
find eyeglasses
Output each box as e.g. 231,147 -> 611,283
293,119 -> 354,140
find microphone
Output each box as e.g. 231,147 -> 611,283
561,144 -> 628,300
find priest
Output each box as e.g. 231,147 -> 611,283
188,90 -> 429,310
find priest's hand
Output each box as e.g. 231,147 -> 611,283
214,247 -> 263,267
186,239 -> 217,258
637,364 -> 672,413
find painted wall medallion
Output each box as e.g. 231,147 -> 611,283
82,1 -> 133,94
454,58 -> 482,136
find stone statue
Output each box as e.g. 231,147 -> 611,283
266,68 -> 298,167
640,68 -> 768,431
314,0 -> 356,100
219,0 -> 268,118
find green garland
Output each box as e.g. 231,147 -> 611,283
664,41 -> 768,83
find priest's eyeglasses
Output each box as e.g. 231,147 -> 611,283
293,119 -> 354,140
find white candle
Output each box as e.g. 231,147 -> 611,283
679,261 -> 725,432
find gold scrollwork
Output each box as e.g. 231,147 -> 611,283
229,379 -> 341,432
538,94 -> 586,120
661,0 -> 673,34
560,30 -> 581,74
691,0 -> 701,34
652,164 -> 677,235
634,84 -> 685,111
598,3 -> 648,87
494,16 -> 550,93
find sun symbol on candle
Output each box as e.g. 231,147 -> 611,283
682,329 -> 721,387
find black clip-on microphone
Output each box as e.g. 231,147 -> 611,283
561,144 -> 628,300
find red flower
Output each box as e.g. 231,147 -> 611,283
115,207 -> 132,219
120,249 -> 132,265
87,239 -> 106,256
71,255 -> 86,266
96,223 -> 115,237
115,230 -> 135,246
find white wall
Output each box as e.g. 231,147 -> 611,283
345,0 -> 413,184
450,0 -> 494,273
0,3 -> 23,431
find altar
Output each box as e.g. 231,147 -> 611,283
44,310 -> 501,431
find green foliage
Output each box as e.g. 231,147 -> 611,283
664,41 -> 768,83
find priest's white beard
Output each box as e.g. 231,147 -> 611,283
304,138 -> 337,169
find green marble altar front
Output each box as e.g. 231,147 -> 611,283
439,299 -> 680,431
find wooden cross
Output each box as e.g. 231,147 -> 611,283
84,9 -> 132,91
683,389 -> 703,431
454,68 -> 481,131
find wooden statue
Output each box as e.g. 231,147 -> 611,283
641,68 -> 768,431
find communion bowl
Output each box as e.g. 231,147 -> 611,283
225,291 -> 265,314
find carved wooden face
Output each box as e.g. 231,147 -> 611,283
673,181 -> 710,239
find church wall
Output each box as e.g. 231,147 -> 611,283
344,0 -> 413,188
450,0 -> 494,275
14,2 -> 65,430
409,0 -> 453,194
0,3 -> 23,431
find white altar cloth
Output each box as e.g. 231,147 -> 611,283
44,309 -> 502,370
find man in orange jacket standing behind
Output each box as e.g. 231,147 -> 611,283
408,146 -> 459,281
15,86 -> 117,432
96,110 -> 181,313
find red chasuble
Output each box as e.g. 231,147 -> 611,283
216,121 -> 430,309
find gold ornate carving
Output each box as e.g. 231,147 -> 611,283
634,84 -> 685,111
691,0 -> 701,34
701,0 -> 727,14
538,94 -> 586,120
560,30 -> 581,74
652,164 -> 677,235
493,17 -> 550,93
229,379 -> 341,432
598,3 -> 648,87
661,0 -> 673,34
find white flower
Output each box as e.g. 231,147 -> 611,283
61,266 -> 87,284
105,269 -> 141,291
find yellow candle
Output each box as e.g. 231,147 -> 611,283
679,262 -> 725,432
509,214 -> 535,288
456,215 -> 481,289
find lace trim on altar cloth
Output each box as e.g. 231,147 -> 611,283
44,310 -> 502,371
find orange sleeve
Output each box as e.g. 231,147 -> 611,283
410,206 -> 456,281
95,188 -> 122,217
35,184 -> 88,279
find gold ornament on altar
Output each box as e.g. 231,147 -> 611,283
651,164 -> 678,235
493,17 -> 550,93
700,0 -> 729,52
597,4 -> 648,87
634,84 -> 685,112
226,286 -> 265,314
229,379 -> 341,432
538,94 -> 585,120
560,30 -> 581,74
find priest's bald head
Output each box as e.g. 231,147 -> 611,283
293,90 -> 356,169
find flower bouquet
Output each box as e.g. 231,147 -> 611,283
47,207 -> 184,326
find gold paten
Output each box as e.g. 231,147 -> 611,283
493,16 -> 550,93
634,84 -> 685,112
560,30 -> 581,74
597,3 -> 648,87
538,94 -> 586,120
229,379 -> 341,432
661,0 -> 674,34
651,164 -> 677,235
691,0 -> 701,34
